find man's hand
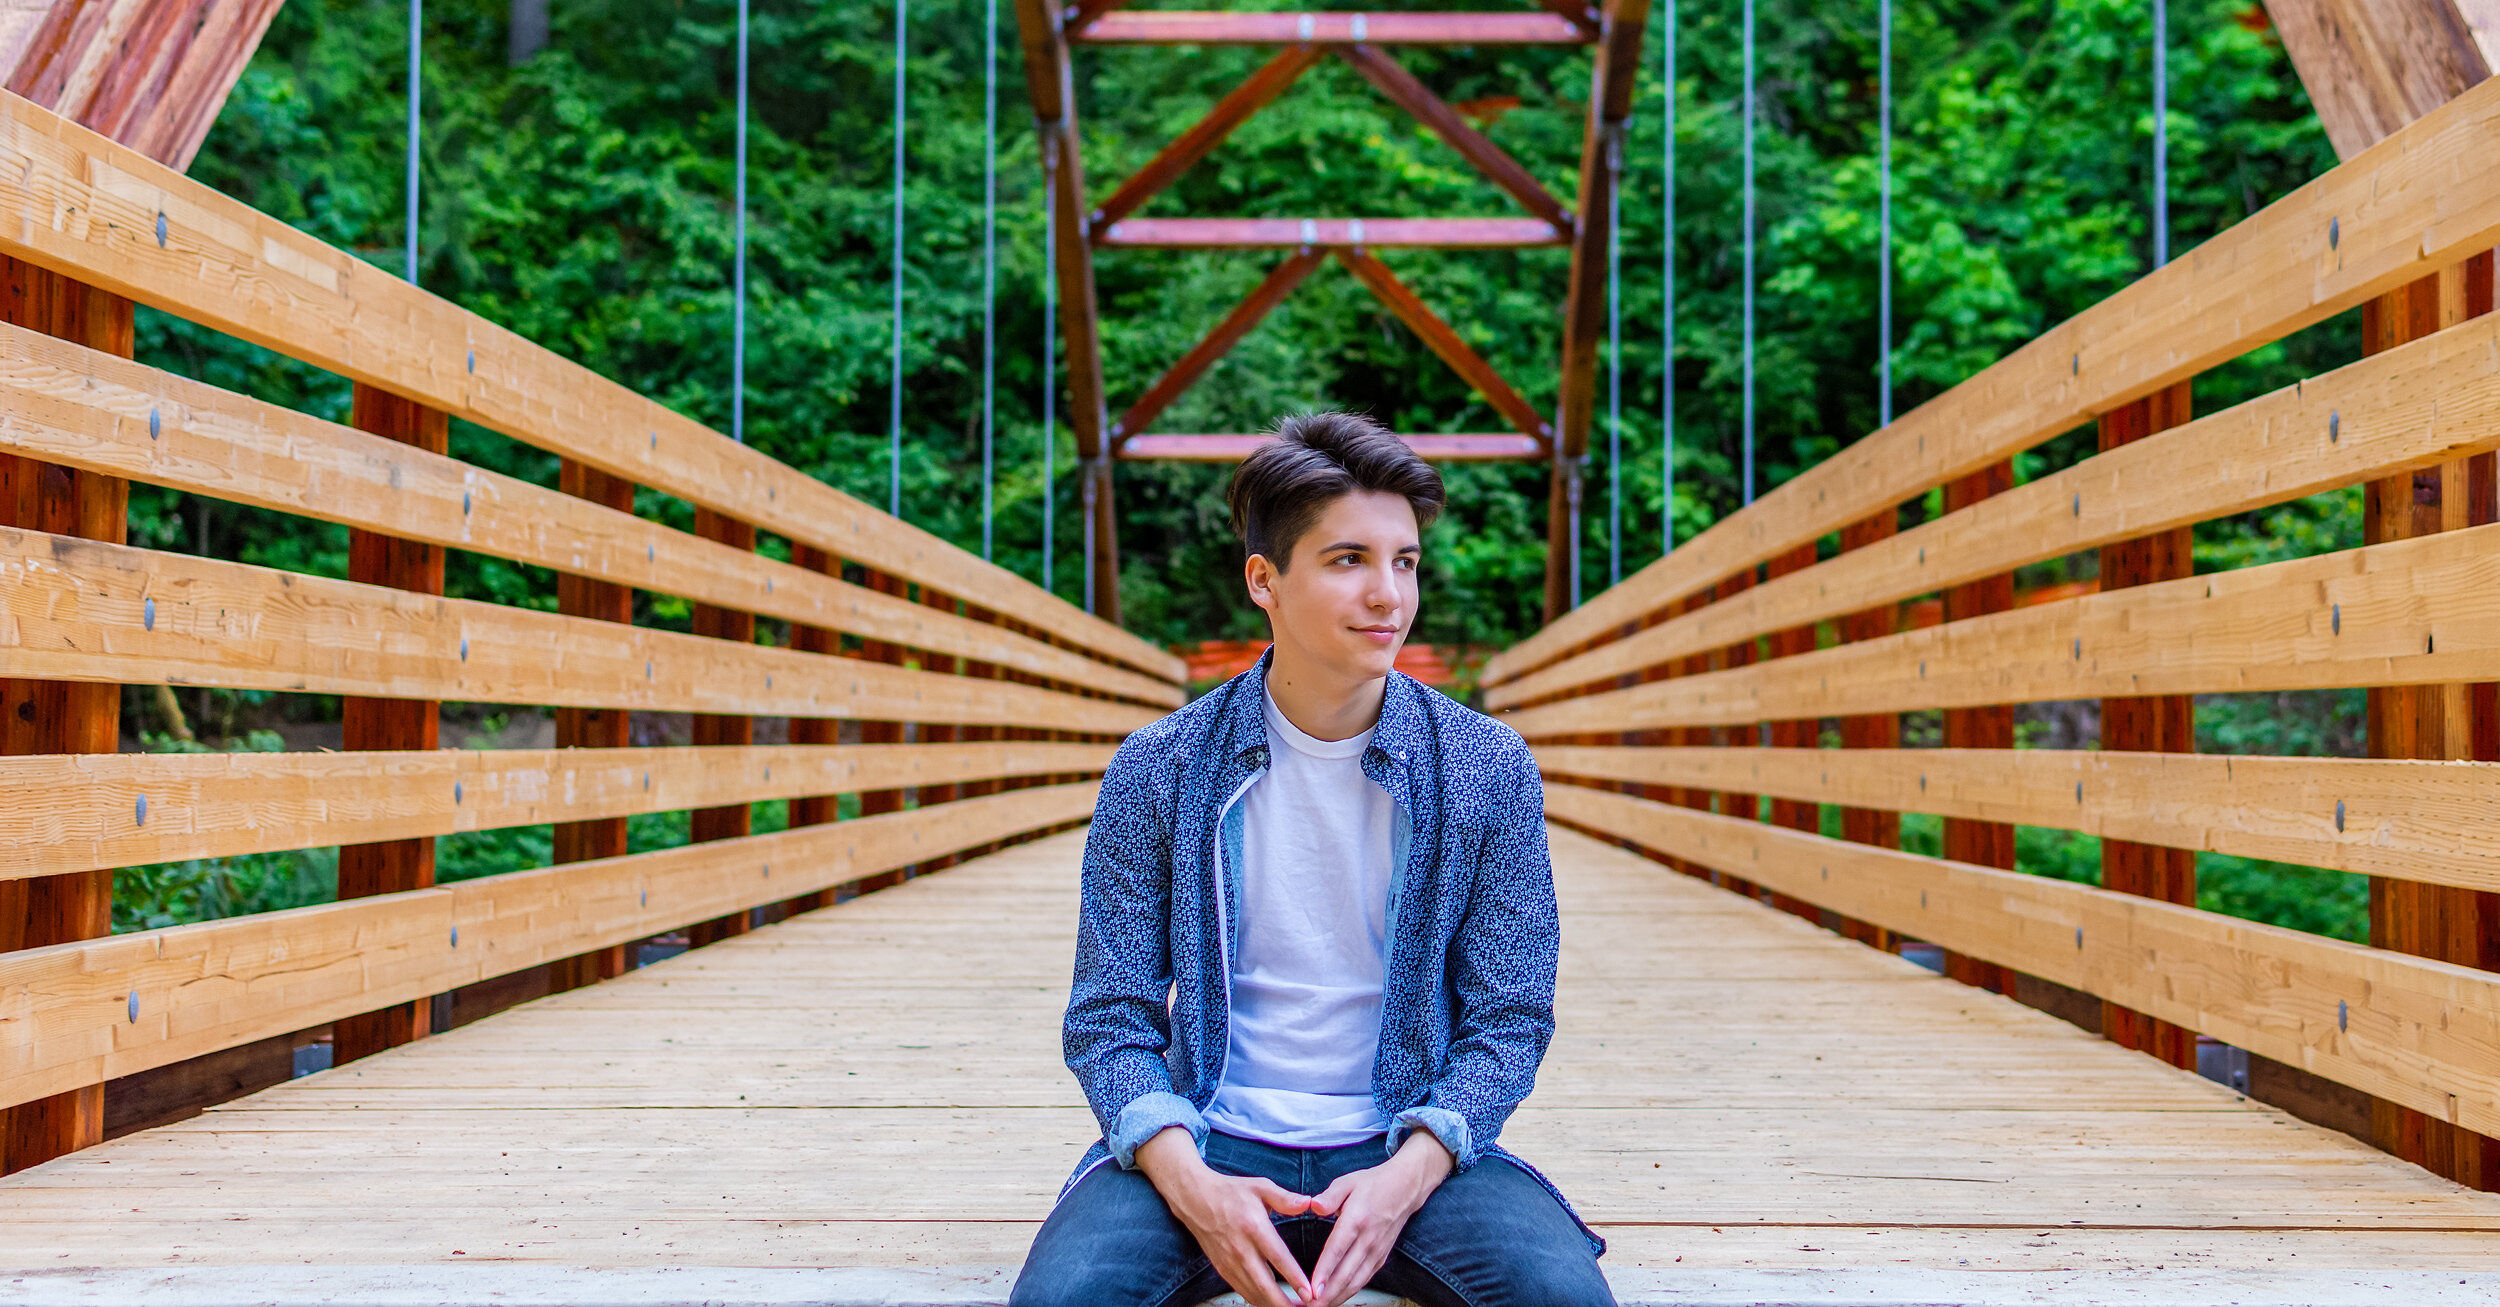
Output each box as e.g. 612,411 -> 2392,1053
1304,1131 -> 1453,1307
1135,1127 -> 1315,1307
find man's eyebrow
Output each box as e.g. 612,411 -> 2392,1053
1318,541 -> 1423,554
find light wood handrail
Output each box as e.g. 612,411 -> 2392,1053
1486,72 -> 2500,687
0,92 -> 1183,685
0,527 -> 1165,733
0,742 -> 1118,882
0,782 -> 1100,1112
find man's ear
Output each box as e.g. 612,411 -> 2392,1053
1243,551 -> 1282,615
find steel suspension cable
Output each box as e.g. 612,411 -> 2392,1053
1661,0 -> 1675,554
405,0 -> 420,283
1606,128 -> 1623,589
888,0 -> 908,518
2152,0 -> 2168,268
1878,0 -> 1891,429
1740,0 -> 1755,506
1041,148 -> 1058,595
732,0 -> 749,444
980,0 -> 998,558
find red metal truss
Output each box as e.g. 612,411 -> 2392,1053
1111,250 -> 1328,443
1543,0 -> 1653,622
1074,12 -> 1594,45
1335,248 -> 1552,447
1122,433 -> 1545,461
1098,217 -> 1564,249
1013,0 -> 1124,621
1334,44 -> 1573,233
1089,46 -> 1327,237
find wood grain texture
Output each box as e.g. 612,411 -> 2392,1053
0,316 -> 1182,705
2262,0 -> 2491,159
1491,314 -> 2500,708
0,526 -> 1167,733
1499,517 -> 2500,736
0,781 -> 1101,1110
7,826 -> 2500,1278
1533,744 -> 2500,894
1544,782 -> 2500,1142
0,92 -> 1179,681
1487,71 -> 2500,688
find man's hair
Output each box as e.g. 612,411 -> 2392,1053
1225,412 -> 1445,568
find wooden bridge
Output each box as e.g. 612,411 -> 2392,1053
7,2 -> 2500,1303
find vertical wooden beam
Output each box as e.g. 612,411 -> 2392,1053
2261,0 -> 2497,1187
0,255 -> 131,1174
1834,509 -> 1901,951
1545,0 -> 1653,623
686,508 -> 756,947
781,544 -> 845,917
331,386 -> 449,1066
0,0 -> 283,1169
1939,462 -> 2017,994
1709,567 -> 1760,898
852,568 -> 911,894
2092,385 -> 2199,1069
915,585 -> 961,874
1012,0 -> 1121,622
2360,258 -> 2499,1187
547,459 -> 635,991
1762,544 -> 1823,923
958,603 -> 1005,863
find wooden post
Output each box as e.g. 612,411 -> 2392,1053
331,386 -> 450,1065
852,568 -> 911,893
0,257 -> 132,1174
959,603 -> 1004,861
1762,544 -> 1823,922
1709,567 -> 1760,898
2361,257 -> 2499,1187
547,459 -> 635,990
916,585 -> 961,873
781,544 -> 845,916
1834,509 -> 1901,951
684,508 -> 757,946
1666,592 -> 1715,881
2095,382 -> 2198,1070
1939,463 -> 2016,993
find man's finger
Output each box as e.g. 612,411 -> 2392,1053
1308,1209 -> 1361,1307
1306,1175 -> 1356,1218
1254,1178 -> 1313,1217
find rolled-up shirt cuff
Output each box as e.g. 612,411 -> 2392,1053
1388,1105 -> 1474,1170
1109,1091 -> 1206,1168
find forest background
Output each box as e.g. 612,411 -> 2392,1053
119,0 -> 2369,941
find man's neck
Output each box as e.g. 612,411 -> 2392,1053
1264,638 -> 1388,743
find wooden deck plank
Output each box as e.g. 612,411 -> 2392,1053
4,825 -> 2500,1297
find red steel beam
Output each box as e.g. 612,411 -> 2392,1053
1112,250 -> 1327,443
1532,0 -> 1605,36
1091,46 -> 1326,237
1122,433 -> 1545,462
1074,12 -> 1595,44
1335,247 -> 1552,448
1544,0 -> 1652,623
1099,217 -> 1564,249
1012,0 -> 1122,622
1060,0 -> 1135,38
1335,44 -> 1572,233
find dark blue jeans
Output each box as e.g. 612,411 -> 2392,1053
1009,1132 -> 1613,1307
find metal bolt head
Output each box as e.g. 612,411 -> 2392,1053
2331,604 -> 2341,635
2335,800 -> 2345,833
136,794 -> 148,826
127,991 -> 139,1023
2329,217 -> 2340,249
149,408 -> 161,440
2328,411 -> 2340,442
143,597 -> 155,631
2338,999 -> 2348,1032
155,213 -> 167,247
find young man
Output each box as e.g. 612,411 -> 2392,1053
1011,413 -> 1610,1307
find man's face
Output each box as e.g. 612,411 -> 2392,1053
1246,490 -> 1421,683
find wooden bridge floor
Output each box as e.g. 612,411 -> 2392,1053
7,827 -> 2500,1306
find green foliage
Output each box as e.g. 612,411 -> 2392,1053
120,2 -> 2371,946
114,732 -> 336,932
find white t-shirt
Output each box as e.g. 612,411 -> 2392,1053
1203,688 -> 1397,1148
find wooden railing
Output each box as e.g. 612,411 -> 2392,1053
1485,73 -> 2500,1182
0,90 -> 1185,1165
